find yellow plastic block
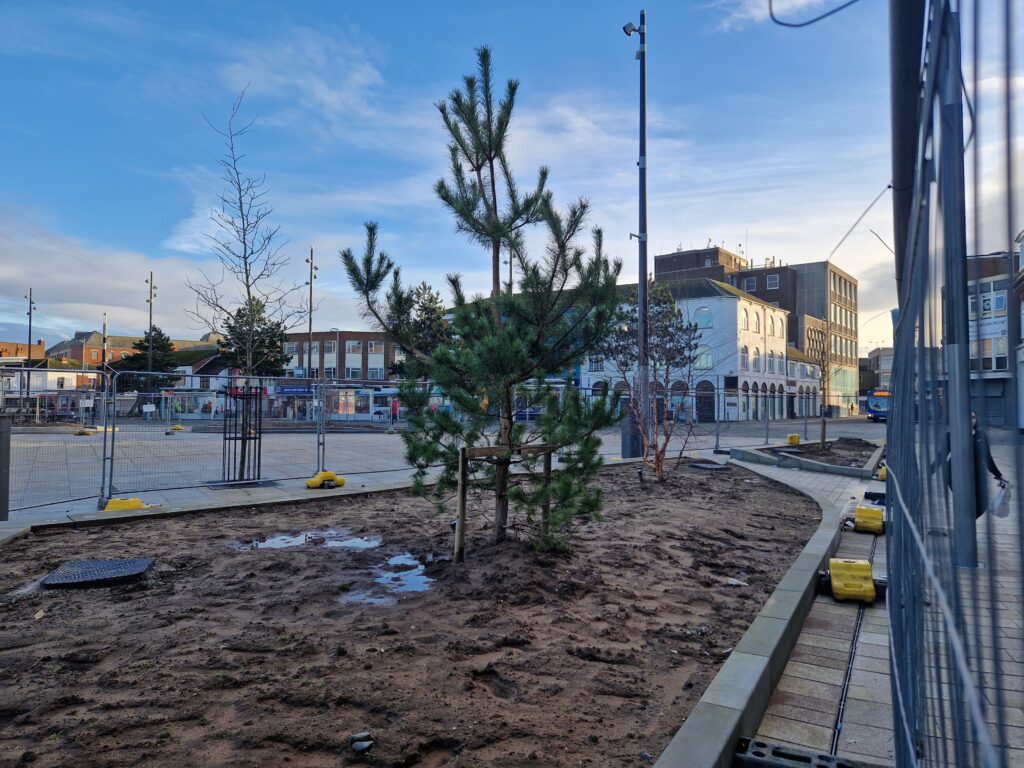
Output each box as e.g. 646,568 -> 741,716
305,470 -> 346,489
103,498 -> 152,512
74,429 -> 95,436
787,434 -> 800,445
877,465 -> 888,481
829,558 -> 876,603
171,424 -> 185,431
854,505 -> 885,534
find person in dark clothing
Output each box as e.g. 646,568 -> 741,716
945,412 -> 1006,518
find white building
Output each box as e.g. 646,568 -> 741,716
579,279 -> 792,422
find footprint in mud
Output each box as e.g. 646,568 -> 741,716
470,663 -> 521,701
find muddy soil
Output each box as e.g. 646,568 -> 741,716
0,463 -> 819,768
781,437 -> 879,468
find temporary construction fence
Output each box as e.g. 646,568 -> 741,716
888,1 -> 1023,766
99,372 -> 413,502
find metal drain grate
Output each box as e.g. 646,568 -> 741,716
41,557 -> 155,589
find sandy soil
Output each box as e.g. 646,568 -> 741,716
0,463 -> 819,768
781,437 -> 879,468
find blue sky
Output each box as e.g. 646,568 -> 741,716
0,0 -> 902,350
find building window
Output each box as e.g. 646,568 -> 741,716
741,346 -> 749,370
367,367 -> 385,380
284,342 -> 297,355
56,376 -> 66,389
767,352 -> 775,373
753,312 -> 761,333
741,309 -> 749,330
394,348 -> 406,362
324,341 -> 336,354
324,367 -> 336,379
588,357 -> 604,372
753,348 -> 761,371
344,366 -> 361,379
743,276 -> 757,292
766,274 -> 780,290
309,342 -> 319,355
696,347 -> 712,369
346,341 -> 362,354
768,317 -> 775,336
693,307 -> 713,329
368,341 -> 384,354
91,350 -> 99,361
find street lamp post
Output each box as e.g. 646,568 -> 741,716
305,247 -> 318,379
24,289 -> 36,415
145,272 -> 157,373
330,327 -> 340,381
624,10 -> 651,442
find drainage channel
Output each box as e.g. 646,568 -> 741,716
829,534 -> 879,755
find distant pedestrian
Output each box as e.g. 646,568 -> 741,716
943,411 -> 1006,519
390,397 -> 399,425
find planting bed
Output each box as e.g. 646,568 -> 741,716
0,462 -> 819,767
777,436 -> 879,469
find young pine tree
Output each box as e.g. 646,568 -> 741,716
343,199 -> 621,549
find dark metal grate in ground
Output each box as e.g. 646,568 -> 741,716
41,557 -> 155,589
202,479 -> 281,490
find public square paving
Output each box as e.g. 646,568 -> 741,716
5,417 -> 887,528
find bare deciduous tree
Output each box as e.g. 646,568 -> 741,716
186,88 -> 304,375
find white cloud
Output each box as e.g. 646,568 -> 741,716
711,0 -> 830,30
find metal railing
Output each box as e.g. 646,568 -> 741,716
888,1 -> 1022,765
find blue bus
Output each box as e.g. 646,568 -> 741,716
865,389 -> 891,422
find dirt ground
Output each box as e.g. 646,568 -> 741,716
0,463 -> 819,768
781,437 -> 879,468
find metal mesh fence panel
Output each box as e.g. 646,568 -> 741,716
106,372 -> 322,495
888,2 -> 1022,765
2,368 -> 108,510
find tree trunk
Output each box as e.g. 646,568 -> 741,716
820,415 -> 827,451
491,240 -> 501,305
492,393 -> 514,543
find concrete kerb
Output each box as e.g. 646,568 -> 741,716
654,461 -> 847,768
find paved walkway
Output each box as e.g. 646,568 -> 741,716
737,445 -> 1024,766
732,459 -> 894,764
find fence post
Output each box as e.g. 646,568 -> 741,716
763,392 -> 770,446
315,379 -> 326,474
0,417 -> 10,522
803,394 -> 809,441
454,447 -> 468,563
939,13 -> 978,568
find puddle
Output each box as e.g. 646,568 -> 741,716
375,554 -> 433,592
339,552 -> 435,606
228,529 -> 381,551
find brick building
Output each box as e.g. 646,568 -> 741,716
46,332 -> 221,367
0,339 -> 46,366
283,330 -> 401,381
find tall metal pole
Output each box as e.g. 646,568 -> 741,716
101,313 -> 108,370
306,246 -> 317,377
889,0 -> 926,301
24,288 -> 35,409
940,12 -> 978,568
145,271 -> 157,373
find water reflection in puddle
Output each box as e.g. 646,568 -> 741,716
340,552 -> 435,605
228,529 -> 381,551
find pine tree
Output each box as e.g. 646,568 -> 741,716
112,326 -> 177,390
218,299 -> 290,376
389,282 -> 452,378
344,200 -> 621,549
